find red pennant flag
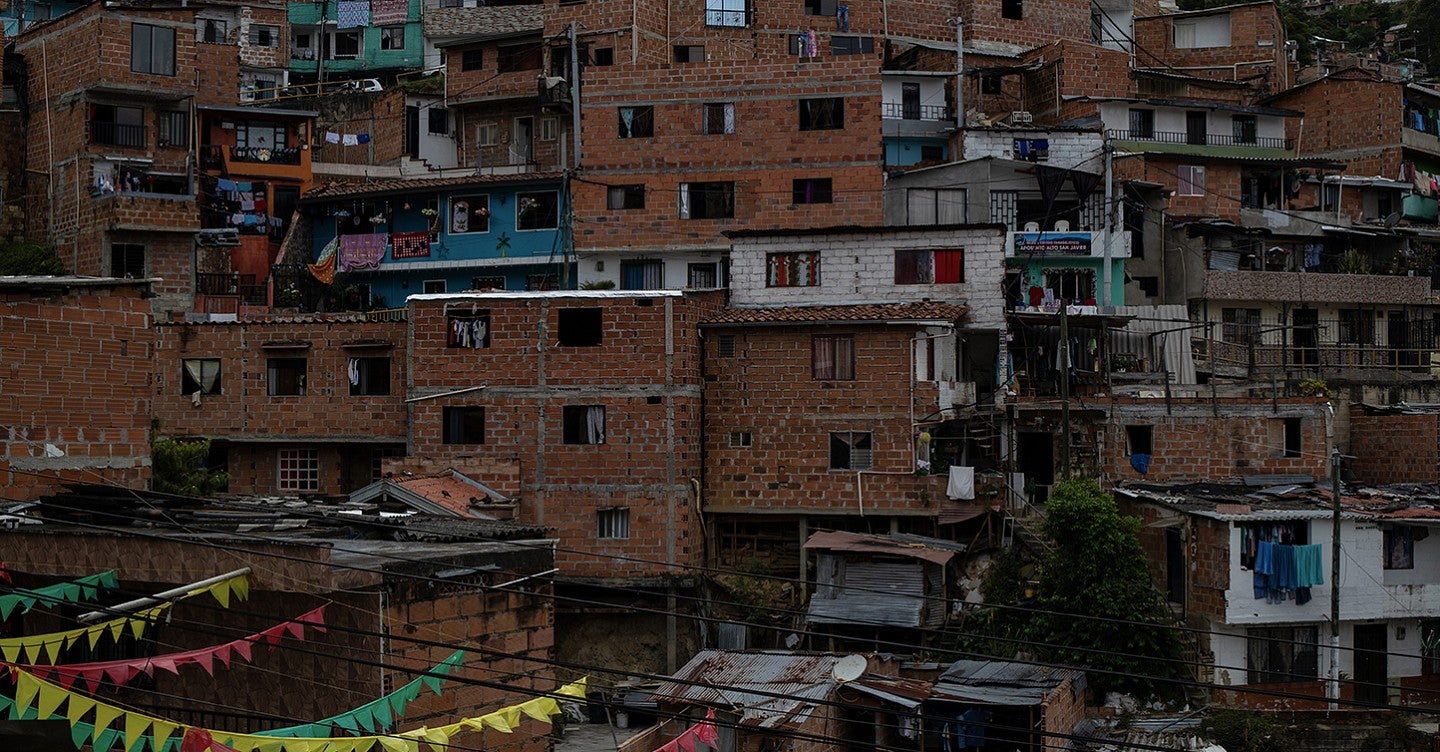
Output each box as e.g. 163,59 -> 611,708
260,625 -> 285,646
297,605 -> 328,633
50,668 -> 79,692
181,728 -> 213,752
151,657 -> 179,675
28,664 -> 54,682
231,640 -> 253,663
214,644 -> 233,668
0,562 -> 11,585
193,649 -> 216,676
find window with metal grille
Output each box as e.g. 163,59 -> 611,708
729,431 -> 752,447
199,19 -> 227,44
766,251 -> 819,287
461,49 -> 484,71
597,508 -> 630,539
717,334 -> 736,357
249,24 -> 279,47
1246,625 -> 1318,684
706,0 -> 747,26
829,432 -> 873,470
687,262 -> 719,289
704,102 -> 735,135
277,449 -> 319,492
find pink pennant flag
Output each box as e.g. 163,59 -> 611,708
695,711 -> 719,747
28,664 -> 54,682
231,640 -> 253,663
151,657 -> 180,675
214,644 -> 234,668
192,649 -> 216,676
677,729 -> 697,752
260,625 -> 286,646
104,663 -> 137,685
283,620 -> 306,640
297,605 -> 328,633
50,668 -> 79,692
659,740 -> 680,752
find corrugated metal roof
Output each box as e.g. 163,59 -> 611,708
650,651 -> 864,729
802,530 -> 963,565
807,560 -> 926,628
933,660 -> 1083,706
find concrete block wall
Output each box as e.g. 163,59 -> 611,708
1349,407 -> 1440,484
727,227 -> 1008,327
962,128 -> 1104,171
0,282 -> 154,501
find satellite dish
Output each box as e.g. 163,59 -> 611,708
832,654 -> 867,683
1384,212 -> 1401,228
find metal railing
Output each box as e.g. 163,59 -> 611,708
1193,318 -> 1438,374
882,102 -> 950,121
231,145 -> 303,165
1105,129 -> 1290,150
196,273 -> 266,305
89,121 -> 146,148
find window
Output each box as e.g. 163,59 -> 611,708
235,122 -> 286,150
558,308 -> 603,346
688,262 -> 719,289
371,447 -> 403,481
251,77 -> 277,101
90,104 -> 145,148
621,260 -> 665,290
981,74 -> 1004,95
704,102 -> 735,135
541,117 -> 557,141
471,276 -> 505,291
131,23 -> 176,76
597,508 -> 630,539
476,122 -> 498,146
328,31 -> 361,59
766,251 -> 820,287
428,107 -> 449,135
906,188 -> 967,225
678,182 -> 735,219
277,449 -> 319,492
1178,165 -> 1205,196
267,358 -> 307,396
618,106 -> 654,138
550,45 -> 570,78
423,280 -> 447,294
1246,625 -> 1318,684
608,184 -> 645,210
449,196 -> 489,234
249,24 -> 278,47
516,191 -> 559,230
498,43 -> 543,72
1126,425 -> 1154,455
1384,525 -> 1415,570
1232,115 -> 1257,145
791,178 -> 833,205
292,32 -> 314,59
1002,0 -> 1022,19
443,406 -> 486,444
1283,417 -> 1302,458
789,34 -> 821,58
829,432 -> 873,470
447,313 -> 490,348
111,243 -> 144,279
379,26 -> 405,50
199,18 -> 228,44
799,98 -> 844,130
812,335 -> 855,380
461,49 -> 484,71
805,0 -> 837,14
673,45 -> 705,63
527,274 -> 558,291
1046,269 -> 1094,303
1339,309 -> 1374,344
706,0 -> 747,26
562,405 -> 606,444
1128,108 -> 1155,139
729,431 -> 752,447
348,356 -> 391,396
592,47 -> 614,66
831,36 -> 874,55
1173,13 -> 1231,48
180,358 -> 222,395
1222,307 -> 1260,345
894,249 -> 964,284
717,334 -> 736,357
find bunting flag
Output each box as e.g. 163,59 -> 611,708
309,236 -> 338,285
652,710 -> 719,752
0,572 -> 250,666
22,606 -> 327,693
257,649 -> 465,738
1,570 -> 121,620
3,667 -> 587,752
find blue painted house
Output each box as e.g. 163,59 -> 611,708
1,0 -> 84,37
288,0 -> 424,81
299,173 -> 574,306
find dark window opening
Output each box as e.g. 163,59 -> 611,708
516,191 -> 559,230
497,43 -> 543,72
673,45 -> 705,63
608,184 -> 646,210
1126,425 -> 1153,455
791,178 -> 833,204
1283,417 -> 1302,458
558,308 -> 603,346
111,243 -> 145,278
618,106 -> 655,138
1001,0 -> 1023,19
443,406 -> 486,444
266,358 -> 307,396
461,49 -> 484,71
799,97 -> 844,130
562,405 -> 606,444
680,182 -> 735,219
348,356 -> 391,396
831,36 -> 874,55
180,358 -> 222,395
592,47 -> 614,66
829,431 -> 873,470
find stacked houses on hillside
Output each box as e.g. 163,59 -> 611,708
11,0 -> 1440,717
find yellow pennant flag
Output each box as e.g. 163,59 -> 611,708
123,711 -> 153,751
86,623 -> 106,650
92,703 -> 124,741
14,670 -> 40,716
41,636 -> 63,665
67,694 -> 96,727
376,736 -> 418,752
519,697 -> 558,723
556,679 -> 588,700
151,720 -> 179,752
1,641 -> 19,662
36,681 -> 67,719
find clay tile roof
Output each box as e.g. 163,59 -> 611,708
423,6 -> 543,42
702,301 -> 968,326
303,172 -> 563,202
395,474 -> 493,516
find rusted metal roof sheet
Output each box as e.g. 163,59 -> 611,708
807,560 -> 926,628
802,530 -> 961,566
651,651 -> 866,729
934,660 -> 1084,706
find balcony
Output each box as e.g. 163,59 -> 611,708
200,144 -> 311,182
1402,126 -> 1440,159
196,273 -> 267,305
89,122 -> 146,148
230,146 -> 303,165
882,102 -> 950,121
1105,129 -> 1292,156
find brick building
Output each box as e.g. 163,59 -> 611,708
1131,2 -> 1292,96
1349,403 -> 1440,484
152,312 -> 408,496
0,276 -> 155,502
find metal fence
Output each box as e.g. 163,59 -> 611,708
1105,129 -> 1290,150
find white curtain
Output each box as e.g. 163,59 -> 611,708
183,359 -> 220,393
677,184 -> 691,219
585,406 -> 605,444
722,103 -> 735,134
619,108 -> 635,138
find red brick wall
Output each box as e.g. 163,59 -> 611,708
1268,78 -> 1401,174
702,323 -> 953,516
1132,4 -> 1290,95
1349,407 -> 1440,484
960,0 -> 1092,50
0,282 -> 154,501
312,90 -> 410,167
407,293 -> 719,577
1145,158 -> 1244,221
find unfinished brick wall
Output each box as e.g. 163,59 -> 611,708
1101,398 -> 1330,483
0,281 -> 154,501
1143,158 -> 1244,222
1349,406 -> 1440,484
1132,3 -> 1290,95
452,99 -> 567,173
1267,76 -> 1401,176
960,0 -> 1091,50
311,90 -> 409,166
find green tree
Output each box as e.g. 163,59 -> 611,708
1025,479 -> 1189,701
0,241 -> 66,276
151,438 -> 230,496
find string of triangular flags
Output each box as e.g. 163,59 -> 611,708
651,710 -> 719,752
0,572 -> 250,665
256,649 -> 467,738
20,605 -> 327,693
3,666 -> 587,752
0,569 -> 120,620
0,648 -> 468,752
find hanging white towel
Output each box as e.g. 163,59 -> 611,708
947,466 -> 975,500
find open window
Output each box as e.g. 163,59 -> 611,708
557,308 -> 603,346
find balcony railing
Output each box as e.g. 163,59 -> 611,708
89,121 -> 146,148
1193,318 -> 1438,374
196,273 -> 267,305
231,146 -> 302,165
882,102 -> 950,121
1105,129 -> 1290,150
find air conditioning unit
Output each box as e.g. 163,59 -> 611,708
1011,110 -> 1034,125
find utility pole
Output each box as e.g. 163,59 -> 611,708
953,17 -> 964,132
316,0 -> 328,90
1059,305 -> 1071,479
1328,447 -> 1342,709
1101,140 -> 1114,306
568,21 -> 581,168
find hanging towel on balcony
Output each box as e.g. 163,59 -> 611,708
1293,543 -> 1325,588
371,0 -> 407,25
336,0 -> 370,28
946,466 -> 974,500
339,233 -> 387,271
